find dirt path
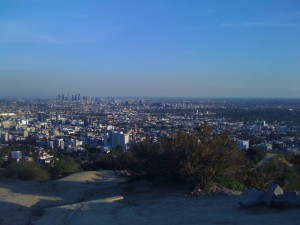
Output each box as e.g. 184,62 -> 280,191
0,170 -> 124,225
32,191 -> 300,225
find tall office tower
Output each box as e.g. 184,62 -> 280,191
58,94 -> 61,100
78,93 -> 80,100
38,112 -> 46,122
62,93 -> 65,101
117,132 -> 129,149
59,139 -> 64,150
138,100 -> 143,106
55,139 -> 64,149
85,117 -> 90,125
104,131 -> 129,149
72,95 -> 74,101
56,112 -> 60,121
75,95 -> 78,101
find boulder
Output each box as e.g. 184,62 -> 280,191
239,188 -> 265,208
264,183 -> 283,206
273,191 -> 300,207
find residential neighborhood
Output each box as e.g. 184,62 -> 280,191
1,97 -> 299,165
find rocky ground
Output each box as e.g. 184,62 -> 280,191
0,170 -> 299,225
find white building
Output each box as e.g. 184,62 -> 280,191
104,130 -> 129,149
237,140 -> 249,150
54,138 -> 64,150
255,120 -> 267,127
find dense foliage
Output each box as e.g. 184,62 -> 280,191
243,155 -> 300,191
95,125 -> 300,192
245,148 -> 267,166
105,125 -> 247,191
5,160 -> 50,181
50,156 -> 81,176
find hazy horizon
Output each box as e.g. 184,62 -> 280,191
1,0 -> 299,98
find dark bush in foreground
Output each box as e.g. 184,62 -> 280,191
50,156 -> 81,176
244,155 -> 300,191
245,148 -> 267,165
114,125 -> 247,191
5,161 -> 50,181
90,125 -> 300,192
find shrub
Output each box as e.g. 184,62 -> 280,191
5,160 -> 49,181
290,155 -> 300,174
51,156 -> 81,176
121,125 -> 247,190
243,155 -> 300,191
245,148 -> 267,165
214,176 -> 247,191
129,141 -> 165,177
176,127 -> 246,188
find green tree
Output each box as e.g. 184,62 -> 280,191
51,156 -> 81,176
129,140 -> 164,177
5,160 -> 49,181
245,155 -> 300,191
121,124 -> 246,190
245,148 -> 267,166
165,127 -> 246,188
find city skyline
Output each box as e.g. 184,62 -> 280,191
0,0 -> 299,98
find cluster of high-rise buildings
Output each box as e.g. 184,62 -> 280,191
57,93 -> 81,101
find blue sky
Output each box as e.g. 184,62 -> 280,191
0,0 -> 299,98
